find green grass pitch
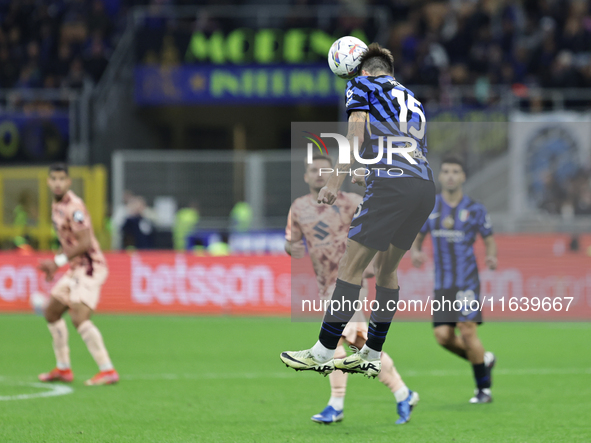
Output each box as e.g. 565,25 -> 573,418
1,314 -> 590,442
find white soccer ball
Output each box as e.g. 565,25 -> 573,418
30,291 -> 48,316
328,36 -> 368,79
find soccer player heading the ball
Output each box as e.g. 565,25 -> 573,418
281,43 -> 435,378
37,163 -> 119,386
286,154 -> 419,424
410,156 -> 497,404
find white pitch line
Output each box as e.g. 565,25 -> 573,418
0,382 -> 73,401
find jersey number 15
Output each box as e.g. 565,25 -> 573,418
391,89 -> 425,139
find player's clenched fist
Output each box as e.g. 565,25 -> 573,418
410,249 -> 427,268
290,240 -> 306,259
351,169 -> 367,187
485,256 -> 497,270
318,185 -> 337,205
37,259 -> 58,282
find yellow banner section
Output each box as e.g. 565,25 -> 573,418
0,165 -> 107,250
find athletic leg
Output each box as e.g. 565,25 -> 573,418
457,322 -> 485,363
457,322 -> 488,385
378,351 -> 420,424
70,303 -> 118,385
361,178 -> 435,355
315,239 -> 377,355
328,344 -> 348,407
311,341 -> 348,424
378,351 -> 405,394
457,322 -> 492,403
39,296 -> 73,382
280,239 -> 376,374
45,296 -> 70,367
333,246 -> 406,377
363,243 -> 406,355
433,324 -> 468,360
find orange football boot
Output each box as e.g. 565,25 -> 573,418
38,368 -> 74,383
84,369 -> 119,386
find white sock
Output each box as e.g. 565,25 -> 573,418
99,362 -> 114,371
394,385 -> 410,403
328,396 -> 344,411
311,340 -> 334,363
360,344 -> 381,361
57,362 -> 70,370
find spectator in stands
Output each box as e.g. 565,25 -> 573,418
2,0 -> 591,97
0,0 -> 120,91
87,0 -> 113,37
230,202 -> 252,232
84,35 -> 109,83
122,196 -> 156,249
173,201 -> 200,251
111,189 -> 136,249
380,0 -> 591,103
52,43 -> 73,83
62,57 -> 91,89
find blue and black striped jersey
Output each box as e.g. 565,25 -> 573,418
420,194 -> 493,291
345,75 -> 433,181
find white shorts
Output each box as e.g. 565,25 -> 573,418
51,264 -> 108,310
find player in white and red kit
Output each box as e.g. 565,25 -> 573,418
37,163 -> 119,386
285,155 -> 419,424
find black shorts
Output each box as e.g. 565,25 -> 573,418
432,286 -> 483,327
348,177 -> 436,251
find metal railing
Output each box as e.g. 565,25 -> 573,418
111,149 -> 293,249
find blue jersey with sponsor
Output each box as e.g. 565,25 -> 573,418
420,194 -> 493,291
345,75 -> 433,182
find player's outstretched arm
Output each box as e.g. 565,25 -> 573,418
318,111 -> 367,204
483,235 -> 497,270
410,233 -> 428,268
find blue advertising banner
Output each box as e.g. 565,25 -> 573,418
135,65 -> 348,106
0,112 -> 69,163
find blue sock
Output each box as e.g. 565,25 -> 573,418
473,363 -> 491,389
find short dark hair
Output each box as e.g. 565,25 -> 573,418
359,43 -> 394,76
49,163 -> 69,175
440,154 -> 466,174
305,154 -> 333,169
